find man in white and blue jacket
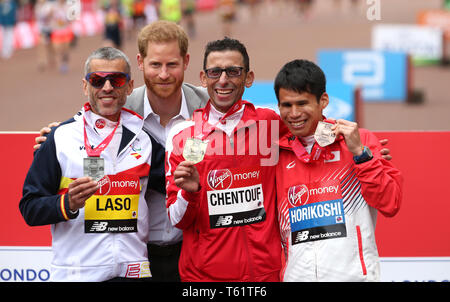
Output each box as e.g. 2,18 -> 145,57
20,47 -> 164,281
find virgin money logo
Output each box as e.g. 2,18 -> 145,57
207,169 -> 233,190
97,175 -> 111,195
288,184 -> 309,207
95,119 -> 106,129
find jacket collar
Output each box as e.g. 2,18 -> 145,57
191,99 -> 259,138
77,103 -> 143,155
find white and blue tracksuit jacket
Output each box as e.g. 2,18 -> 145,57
19,104 -> 165,281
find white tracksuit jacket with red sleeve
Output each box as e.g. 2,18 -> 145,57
165,100 -> 285,282
276,125 -> 403,281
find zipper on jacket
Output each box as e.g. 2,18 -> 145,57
356,225 -> 367,276
314,243 -> 318,281
240,226 -> 255,280
112,234 -> 119,277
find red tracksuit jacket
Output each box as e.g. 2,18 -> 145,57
165,100 -> 284,281
276,125 -> 403,281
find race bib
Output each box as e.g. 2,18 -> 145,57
84,174 -> 140,233
206,167 -> 265,229
288,179 -> 346,245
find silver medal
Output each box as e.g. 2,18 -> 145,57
314,121 -> 336,147
83,157 -> 105,181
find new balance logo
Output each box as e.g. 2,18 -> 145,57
90,221 -> 108,232
295,230 -> 309,243
215,215 -> 233,227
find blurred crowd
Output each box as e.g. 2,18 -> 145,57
1,0 -> 222,71
3,0 -> 448,72
0,0 -> 364,63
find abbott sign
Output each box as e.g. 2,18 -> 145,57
318,49 -> 408,102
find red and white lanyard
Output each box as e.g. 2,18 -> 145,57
192,100 -> 248,139
83,104 -> 120,157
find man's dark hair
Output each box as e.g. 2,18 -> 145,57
274,59 -> 326,103
203,37 -> 250,71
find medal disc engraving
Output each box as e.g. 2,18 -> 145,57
314,121 -> 336,147
84,157 -> 105,181
183,138 -> 207,164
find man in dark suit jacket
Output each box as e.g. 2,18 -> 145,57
127,21 -> 208,281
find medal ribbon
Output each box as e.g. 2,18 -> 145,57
289,136 -> 328,163
193,100 -> 249,139
83,104 -> 121,157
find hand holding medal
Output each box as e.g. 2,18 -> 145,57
314,121 -> 336,147
67,176 -> 100,212
174,161 -> 200,192
183,138 -> 208,164
324,119 -> 364,156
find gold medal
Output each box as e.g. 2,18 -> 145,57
314,121 -> 336,147
183,138 -> 208,164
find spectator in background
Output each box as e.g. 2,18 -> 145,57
218,0 -> 236,37
102,0 -> 123,49
0,0 -> 17,59
159,0 -> 181,24
296,0 -> 314,20
121,0 -> 134,40
144,0 -> 158,25
132,0 -> 146,30
17,0 -> 33,22
35,0 -> 55,70
181,0 -> 196,38
51,0 -> 74,73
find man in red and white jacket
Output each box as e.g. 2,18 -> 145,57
165,37 -> 285,281
274,59 -> 403,281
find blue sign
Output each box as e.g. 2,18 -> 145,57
324,82 -> 355,121
243,81 -> 279,113
318,49 -> 408,102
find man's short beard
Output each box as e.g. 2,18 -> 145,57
144,77 -> 183,100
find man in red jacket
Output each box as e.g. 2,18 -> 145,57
165,37 -> 284,281
274,59 -> 403,281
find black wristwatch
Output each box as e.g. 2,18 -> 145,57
353,146 -> 373,164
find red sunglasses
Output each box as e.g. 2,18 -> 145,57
85,72 -> 130,89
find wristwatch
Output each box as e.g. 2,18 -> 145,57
353,146 -> 373,164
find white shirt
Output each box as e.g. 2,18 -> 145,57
300,135 -> 315,154
143,89 -> 191,147
208,102 -> 245,137
142,89 -> 190,245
